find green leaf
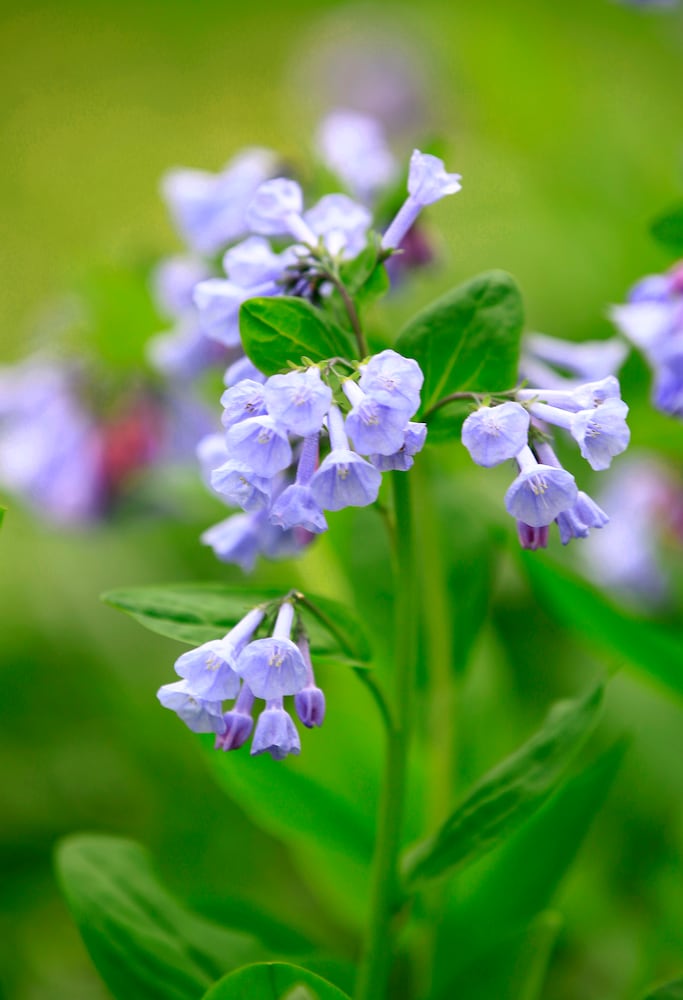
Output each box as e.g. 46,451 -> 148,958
55,834 -> 264,1000
521,555 -> 683,700
102,583 -> 372,665
395,270 -> 524,418
643,978 -> 683,999
651,203 -> 683,253
402,684 -> 604,886
240,297 -> 353,374
339,242 -> 389,308
431,743 -> 625,999
202,962 -> 350,1000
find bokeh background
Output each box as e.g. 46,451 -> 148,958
2,1 -> 683,998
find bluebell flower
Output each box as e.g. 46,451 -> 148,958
193,277 -> 278,346
382,150 -> 461,250
151,256 -> 211,318
174,608 -> 262,700
157,679 -> 226,734
161,148 -> 275,255
517,375 -> 622,412
222,236 -> 294,287
534,441 -> 609,545
210,461 -> 272,511
528,398 -> 630,471
235,601 -> 308,699
357,349 -> 424,417
316,109 -> 397,201
304,194 -> 372,258
269,433 -> 328,533
251,699 -> 301,760
293,631 -> 325,729
461,402 -> 530,467
215,683 -> 256,751
369,421 -> 427,471
224,415 -> 292,478
504,445 -> 578,527
263,368 -> 333,437
201,513 -> 263,572
343,380 -> 409,456
310,405 -> 382,511
197,433 -> 229,486
220,379 -> 267,429
653,350 -> 683,417
523,332 -> 628,381
147,318 -> 225,381
246,178 -> 317,244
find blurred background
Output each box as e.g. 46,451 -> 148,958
1,1 -> 683,998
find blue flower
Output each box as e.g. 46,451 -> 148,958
224,355 -> 267,387
569,399 -> 631,471
382,150 -> 461,250
293,630 -> 325,729
369,421 -> 427,471
269,483 -> 328,533
461,402 -> 530,467
235,602 -> 308,699
517,522 -> 549,550
246,178 -> 317,244
157,679 -> 226,734
556,491 -> 609,545
523,332 -> 628,381
220,380 -> 267,429
504,446 -> 578,527
517,376 -> 622,412
343,380 -> 408,456
263,368 -> 333,437
215,683 -> 256,751
174,640 -> 242,701
222,235 -> 293,287
201,513 -> 263,571
316,110 -> 396,201
304,194 -> 372,258
357,349 -> 424,416
193,278 -> 278,346
210,461 -> 272,511
251,700 -> 301,760
225,415 -> 292,478
151,256 -> 211,318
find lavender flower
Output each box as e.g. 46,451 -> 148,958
263,368 -> 332,437
310,405 -> 382,511
504,446 -> 578,527
151,256 -> 211,318
304,194 -> 372,258
523,332 -> 628,381
246,178 -> 317,244
157,679 -> 226,734
461,402 -> 530,467
220,380 -> 268,429
235,602 -> 308,699
343,380 -> 409,456
527,397 -> 630,470
517,522 -> 549,551
173,608 -> 263,700
193,277 -> 278,347
358,349 -> 424,416
269,435 -> 328,533
224,415 -> 292,478
383,150 -> 461,250
251,700 -> 301,760
224,355 -> 267,387
210,461 -> 272,511
316,109 -> 397,201
369,421 -> 427,471
294,631 -> 325,729
215,684 -> 256,751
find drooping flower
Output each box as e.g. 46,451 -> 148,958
251,699 -> 301,760
224,415 -> 293,478
310,404 -> 382,511
357,349 -> 424,415
235,601 -> 308,700
293,631 -> 326,729
343,380 -> 409,457
504,445 -> 578,527
461,402 -> 530,467
173,608 -> 264,700
215,683 -> 256,751
369,421 -> 427,471
263,368 -> 333,438
157,679 -> 226,734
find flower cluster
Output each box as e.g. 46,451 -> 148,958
610,261 -> 683,418
157,600 -> 325,760
461,374 -> 631,548
199,350 -> 426,569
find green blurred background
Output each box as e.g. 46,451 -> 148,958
1,1 -> 683,998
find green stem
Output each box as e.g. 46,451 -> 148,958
329,272 -> 369,359
355,471 -> 417,1000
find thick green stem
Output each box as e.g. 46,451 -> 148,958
355,471 -> 417,1000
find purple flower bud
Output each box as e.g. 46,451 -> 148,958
517,522 -> 549,550
569,399 -> 631,471
157,679 -> 226,734
263,368 -> 332,437
220,380 -> 267,429
304,194 -> 372,258
556,491 -> 609,545
251,701 -> 301,760
358,350 -> 424,416
210,461 -> 272,511
461,403 -> 530,467
225,415 -> 292,478
151,256 -> 211,318
295,686 -> 326,728
316,110 -> 396,200
369,421 -> 427,471
193,278 -> 277,347
224,355 -> 267,387
161,148 -> 275,255
246,178 -> 316,244
505,446 -> 578,527
343,380 -> 408,456
215,683 -> 255,751
236,602 -> 308,699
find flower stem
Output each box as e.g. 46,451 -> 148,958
355,471 -> 417,1000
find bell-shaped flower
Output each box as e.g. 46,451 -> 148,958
383,150 -> 461,250
517,376 -> 622,412
556,491 -> 610,545
304,194 -> 372,259
193,278 -> 277,346
200,512 -> 263,572
461,402 -> 530,467
523,332 -> 629,381
147,319 -> 224,381
224,355 -> 267,388
151,256 -> 211,318
246,178 -> 317,244
505,446 -> 578,527
251,700 -> 301,760
569,399 -> 631,471
263,368 -> 332,437
225,414 -> 292,478
235,602 -> 308,699
269,433 -> 328,533
210,461 -> 272,512
215,684 -> 256,751
222,236 -> 292,288
369,421 -> 427,471
220,380 -> 267,429
157,679 -> 226,734
310,405 -> 381,511
343,380 -> 408,456
162,148 -> 275,255
173,640 -> 241,701
316,110 -> 396,201
358,350 -> 424,416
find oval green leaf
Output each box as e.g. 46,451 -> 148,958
240,297 -> 353,374
402,683 -> 604,886
202,962 -> 350,1000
